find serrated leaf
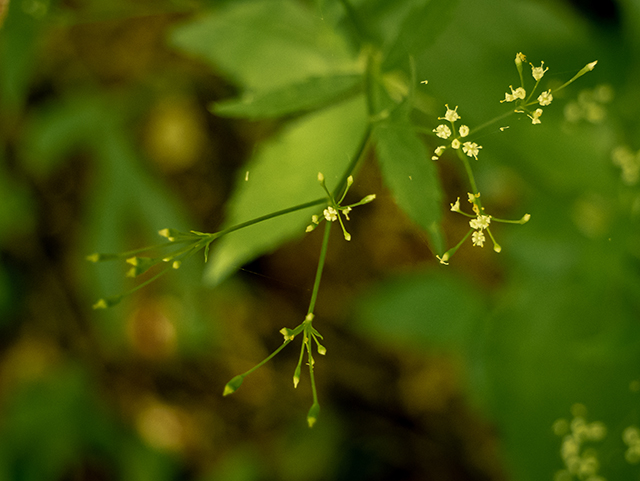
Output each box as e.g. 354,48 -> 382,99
211,74 -> 363,119
374,121 -> 444,253
204,95 -> 368,286
169,0 -> 357,93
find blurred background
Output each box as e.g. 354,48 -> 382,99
1,0 -> 640,480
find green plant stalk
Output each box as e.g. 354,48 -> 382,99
237,339 -> 293,381
457,150 -> 481,207
307,221 -> 332,315
216,198 -> 328,239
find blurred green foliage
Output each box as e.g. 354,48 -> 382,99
1,0 -> 640,480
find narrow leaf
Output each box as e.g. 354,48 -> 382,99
211,74 -> 363,119
374,121 -> 444,253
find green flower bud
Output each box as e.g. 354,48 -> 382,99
307,402 -> 320,428
223,375 -> 244,396
92,295 -> 123,309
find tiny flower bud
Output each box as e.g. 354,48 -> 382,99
347,175 -> 354,187
307,403 -> 320,428
172,261 -> 181,269
280,327 -> 296,341
493,242 -> 502,253
521,213 -> 531,223
305,224 -> 316,233
316,342 -> 327,355
317,172 -> 325,182
458,125 -> 470,137
515,52 -> 526,73
587,60 -> 598,71
223,375 -> 244,396
92,295 -> 123,310
86,253 -> 119,262
158,228 -> 178,241
343,231 -> 351,241
361,194 -> 376,204
451,139 -> 461,149
293,364 -> 301,388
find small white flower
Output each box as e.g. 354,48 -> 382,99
436,254 -> 450,265
501,85 -> 526,103
342,206 -> 352,220
528,108 -> 543,124
459,125 -> 470,137
435,145 -> 447,156
472,230 -> 486,247
450,197 -> 461,212
462,141 -> 482,160
323,206 -> 338,222
434,124 -> 452,139
531,61 -> 548,81
469,215 -> 491,230
451,138 -> 461,149
441,104 -> 460,123
538,90 -> 553,106
467,192 -> 479,204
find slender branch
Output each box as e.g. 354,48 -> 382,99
307,221 -> 332,315
217,198 -> 327,238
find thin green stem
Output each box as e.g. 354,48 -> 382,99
217,198 -> 327,238
306,334 -> 319,405
307,221 -> 331,315
457,151 -> 479,199
472,109 -> 517,135
239,340 -> 293,378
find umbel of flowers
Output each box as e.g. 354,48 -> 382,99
429,52 -> 596,265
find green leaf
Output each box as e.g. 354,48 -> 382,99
169,0 -> 357,93
383,0 -> 461,71
0,1 -> 41,112
374,120 -> 444,254
354,270 -> 485,352
211,74 -> 363,119
204,95 -> 368,286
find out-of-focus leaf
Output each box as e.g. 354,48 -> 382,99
204,95 -> 368,286
374,120 -> 444,254
0,1 -> 41,112
480,261 -> 640,481
169,0 -> 357,93
0,148 -> 35,242
211,74 -> 363,119
354,270 -> 485,352
21,93 -> 105,178
383,0 -> 460,71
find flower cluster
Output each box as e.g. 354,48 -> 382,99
612,145 -> 640,185
431,105 -> 482,161
499,53 -> 555,124
305,173 -> 376,241
552,404 -> 607,481
623,425 -> 640,464
437,192 -> 530,265
564,84 -> 613,124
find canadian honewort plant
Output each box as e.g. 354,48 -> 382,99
88,52 -> 596,426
